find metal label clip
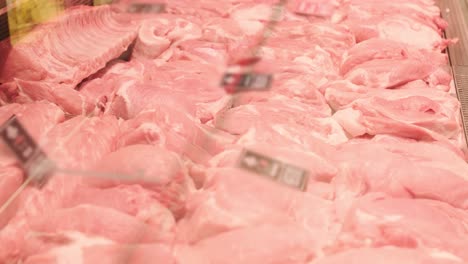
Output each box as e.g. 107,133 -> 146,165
238,149 -> 308,191
0,115 -> 55,188
127,3 -> 166,14
221,73 -> 272,94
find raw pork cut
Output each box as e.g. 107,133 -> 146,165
14,80 -> 96,115
207,143 -> 337,196
83,144 -> 194,218
332,87 -> 462,145
29,205 -> 174,244
334,194 -> 468,260
313,247 -> 463,264
41,115 -> 120,169
132,15 -> 202,60
0,6 -> 138,86
117,106 -> 235,165
65,185 -> 176,230
214,99 -> 348,145
24,242 -> 176,264
340,0 -> 448,50
340,38 -> 447,76
175,223 -> 318,264
176,167 -> 338,244
332,136 -> 468,209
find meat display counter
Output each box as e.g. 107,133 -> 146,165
0,0 -> 468,263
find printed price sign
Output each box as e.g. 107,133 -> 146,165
127,3 -> 165,13
221,73 -> 272,93
238,149 -> 308,191
0,115 -> 54,187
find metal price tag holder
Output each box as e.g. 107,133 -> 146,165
238,149 -> 309,191
221,73 -> 273,94
0,115 -> 55,188
219,0 -> 287,94
126,2 -> 165,14
438,0 -> 468,149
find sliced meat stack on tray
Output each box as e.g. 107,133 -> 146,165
0,0 -> 467,263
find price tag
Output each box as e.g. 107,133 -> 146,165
238,149 -> 308,191
0,115 -> 55,187
126,3 -> 165,14
221,73 -> 272,93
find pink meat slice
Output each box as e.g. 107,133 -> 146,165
287,0 -> 340,18
132,15 -> 202,60
24,243 -> 176,264
41,115 -> 120,169
28,205 -> 174,244
313,247 -> 463,264
169,39 -> 229,65
323,79 -> 450,110
331,85 -> 461,140
208,143 -> 337,191
117,106 -> 235,165
78,60 -> 146,111
0,102 -> 65,144
107,61 -> 225,122
65,185 -> 176,231
344,58 -> 448,89
335,195 -> 468,261
340,38 -> 447,75
1,6 -> 139,86
232,74 -> 332,114
14,80 -> 96,115
273,21 -> 355,65
0,114 -> 122,262
214,101 -> 348,145
176,167 -> 338,244
200,17 -> 262,45
220,107 -> 340,152
340,0 -> 447,31
344,13 -> 446,49
84,144 -> 194,218
332,136 -> 468,209
175,224 -> 318,264
0,101 -> 65,167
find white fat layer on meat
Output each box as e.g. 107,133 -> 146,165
384,214 -> 404,222
378,17 -> 441,49
172,123 -> 184,133
232,4 -> 272,21
429,249 -> 463,262
208,149 -> 237,167
237,127 -> 259,145
137,122 -> 165,146
356,209 -> 404,223
137,204 -> 174,231
196,47 -> 219,57
117,80 -> 136,105
237,20 -> 263,35
355,209 -> 378,222
241,104 -> 261,115
333,108 -> 366,137
50,231 -> 113,264
271,125 -> 303,145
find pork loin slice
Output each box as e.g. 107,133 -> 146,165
0,5 -> 139,86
